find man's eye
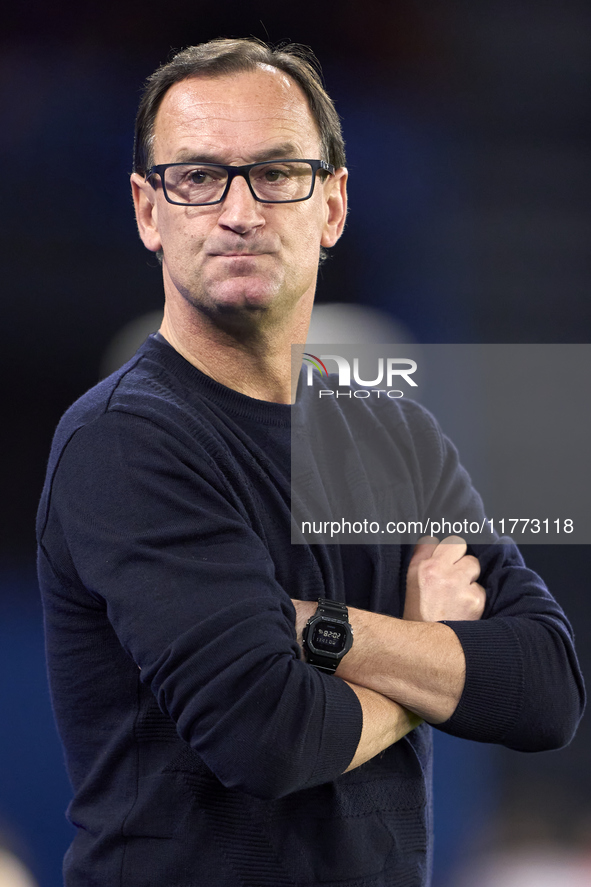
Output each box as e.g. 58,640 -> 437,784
263,167 -> 290,182
178,167 -> 225,185
188,169 -> 213,184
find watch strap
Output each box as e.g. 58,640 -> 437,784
316,598 -> 349,621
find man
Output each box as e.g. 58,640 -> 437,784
37,38 -> 584,886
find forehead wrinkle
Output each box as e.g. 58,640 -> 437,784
170,138 -> 312,167
171,112 -> 309,132
165,119 -> 313,161
160,100 -> 312,130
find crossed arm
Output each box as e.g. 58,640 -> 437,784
292,536 -> 486,771
44,408 -> 583,800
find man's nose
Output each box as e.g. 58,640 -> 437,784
217,173 -> 265,233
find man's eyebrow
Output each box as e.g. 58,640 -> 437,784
172,143 -> 304,164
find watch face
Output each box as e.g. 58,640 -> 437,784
311,621 -> 348,654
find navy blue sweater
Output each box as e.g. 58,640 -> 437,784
37,334 -> 584,886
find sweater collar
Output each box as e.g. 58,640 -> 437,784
139,333 -> 293,428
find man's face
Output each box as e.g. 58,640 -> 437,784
131,67 -> 347,328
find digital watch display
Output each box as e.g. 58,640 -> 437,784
302,598 -> 353,673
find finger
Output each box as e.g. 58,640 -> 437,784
431,535 -> 468,563
465,582 -> 487,620
409,536 -> 439,566
458,554 -> 481,584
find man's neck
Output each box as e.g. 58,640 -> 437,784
159,299 -> 310,404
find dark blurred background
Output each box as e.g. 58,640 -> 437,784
1,1 -> 589,884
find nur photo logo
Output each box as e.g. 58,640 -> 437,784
303,353 -> 418,398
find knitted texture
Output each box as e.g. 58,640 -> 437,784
37,334 -> 584,886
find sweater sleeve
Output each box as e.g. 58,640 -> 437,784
411,406 -> 586,750
435,542 -> 585,750
39,409 -> 362,800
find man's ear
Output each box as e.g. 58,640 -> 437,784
321,167 -> 348,249
130,173 -> 162,253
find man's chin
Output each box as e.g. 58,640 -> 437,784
203,276 -> 281,315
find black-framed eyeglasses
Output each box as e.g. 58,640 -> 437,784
145,159 -> 335,206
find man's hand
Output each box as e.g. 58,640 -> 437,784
403,536 -> 486,623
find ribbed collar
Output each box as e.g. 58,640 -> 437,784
139,333 -> 293,428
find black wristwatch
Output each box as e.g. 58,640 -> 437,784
302,598 -> 354,674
